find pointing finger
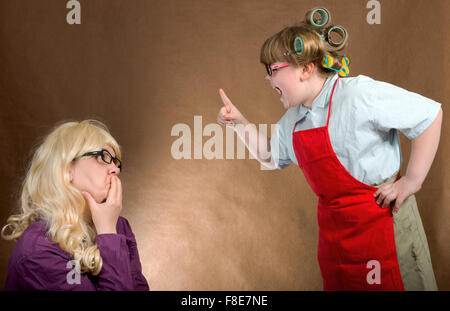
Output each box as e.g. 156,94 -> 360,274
219,88 -> 232,113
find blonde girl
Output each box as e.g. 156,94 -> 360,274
2,120 -> 149,290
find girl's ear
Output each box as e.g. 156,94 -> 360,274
299,62 -> 315,82
304,62 -> 315,76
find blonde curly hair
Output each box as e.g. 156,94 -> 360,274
1,120 -> 121,275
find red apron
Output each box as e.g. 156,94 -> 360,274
292,77 -> 404,290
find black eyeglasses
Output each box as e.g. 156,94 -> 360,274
76,149 -> 122,171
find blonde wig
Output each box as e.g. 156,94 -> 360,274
1,120 -> 121,275
260,17 -> 349,77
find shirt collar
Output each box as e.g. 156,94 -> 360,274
291,73 -> 338,122
311,73 -> 339,108
291,102 -> 308,123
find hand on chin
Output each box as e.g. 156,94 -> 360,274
87,190 -> 107,204
100,189 -> 109,203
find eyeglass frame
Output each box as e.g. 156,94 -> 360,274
265,62 -> 290,76
74,149 -> 122,171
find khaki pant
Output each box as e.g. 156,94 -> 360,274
376,175 -> 438,291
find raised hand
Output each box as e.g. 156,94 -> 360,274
216,88 -> 248,126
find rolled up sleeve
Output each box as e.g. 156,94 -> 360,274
360,81 -> 442,139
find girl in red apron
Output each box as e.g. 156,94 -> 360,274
216,8 -> 442,290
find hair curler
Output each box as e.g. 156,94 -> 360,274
305,7 -> 331,27
325,25 -> 348,51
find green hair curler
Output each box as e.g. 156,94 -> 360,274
306,8 -> 331,27
294,36 -> 304,55
326,25 -> 347,47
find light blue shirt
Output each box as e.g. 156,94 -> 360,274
271,74 -> 441,186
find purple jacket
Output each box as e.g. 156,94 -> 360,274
4,216 -> 149,291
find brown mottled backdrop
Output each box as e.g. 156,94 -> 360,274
0,0 -> 449,290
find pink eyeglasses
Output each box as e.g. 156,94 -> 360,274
265,62 -> 290,76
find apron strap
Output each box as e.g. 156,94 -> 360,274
326,76 -> 340,128
292,75 -> 341,134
